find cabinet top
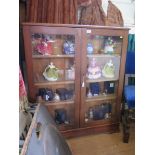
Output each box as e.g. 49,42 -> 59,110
22,22 -> 130,31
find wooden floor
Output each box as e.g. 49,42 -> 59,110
67,123 -> 135,155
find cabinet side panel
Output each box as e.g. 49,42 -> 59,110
80,28 -> 87,127
23,26 -> 36,102
73,28 -> 82,128
116,30 -> 129,120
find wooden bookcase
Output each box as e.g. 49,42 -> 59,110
22,23 -> 129,138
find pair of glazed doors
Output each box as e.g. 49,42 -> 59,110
23,24 -> 128,131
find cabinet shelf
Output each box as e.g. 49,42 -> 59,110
34,80 -> 75,86
86,94 -> 116,102
87,54 -> 120,58
23,23 -> 129,136
32,54 -> 74,59
43,100 -> 74,106
34,74 -> 75,86
57,123 -> 75,131
86,77 -> 118,83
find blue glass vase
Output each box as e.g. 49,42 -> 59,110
87,43 -> 93,54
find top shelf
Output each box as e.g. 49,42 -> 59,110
32,54 -> 120,59
32,54 -> 74,59
86,77 -> 118,83
22,22 -> 130,30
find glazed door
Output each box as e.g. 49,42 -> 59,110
23,25 -> 81,130
80,28 -> 128,127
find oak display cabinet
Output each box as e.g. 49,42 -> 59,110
23,23 -> 129,138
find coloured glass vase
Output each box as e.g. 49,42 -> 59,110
63,41 -> 75,54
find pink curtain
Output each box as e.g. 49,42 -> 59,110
19,67 -> 28,111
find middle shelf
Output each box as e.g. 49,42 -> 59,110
43,100 -> 74,106
34,80 -> 75,86
85,94 -> 116,102
32,54 -> 75,59
86,78 -> 118,83
38,94 -> 116,106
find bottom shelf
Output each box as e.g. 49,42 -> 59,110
57,123 -> 75,131
85,115 -> 112,123
83,117 -> 115,127
61,122 -> 120,138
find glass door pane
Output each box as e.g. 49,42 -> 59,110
82,33 -> 123,126
31,31 -> 79,131
87,35 -> 123,55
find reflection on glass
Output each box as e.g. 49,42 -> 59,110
87,35 -> 123,55
86,56 -> 120,80
104,37 -> 115,54
31,34 -> 75,55
37,84 -> 75,102
86,81 -> 116,98
32,33 -> 76,83
104,81 -> 115,94
85,103 -> 112,122
55,108 -> 70,125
